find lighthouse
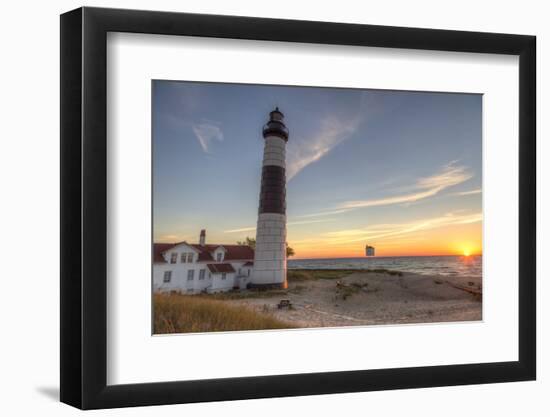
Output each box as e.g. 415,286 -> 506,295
251,108 -> 289,289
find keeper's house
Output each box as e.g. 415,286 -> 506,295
153,229 -> 254,294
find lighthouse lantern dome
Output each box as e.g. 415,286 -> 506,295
262,106 -> 289,141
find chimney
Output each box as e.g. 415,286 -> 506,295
199,229 -> 206,246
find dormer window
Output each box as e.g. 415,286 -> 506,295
179,252 -> 195,263
216,252 -> 223,262
170,253 -> 177,264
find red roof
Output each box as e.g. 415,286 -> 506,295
243,261 -> 254,267
153,243 -> 175,263
206,263 -> 236,274
153,242 -> 254,263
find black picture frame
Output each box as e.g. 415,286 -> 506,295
60,6 -> 536,410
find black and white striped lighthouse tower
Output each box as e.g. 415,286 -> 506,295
251,108 -> 289,289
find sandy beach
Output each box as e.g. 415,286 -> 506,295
223,270 -> 482,328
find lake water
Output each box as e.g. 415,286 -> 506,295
288,255 -> 482,278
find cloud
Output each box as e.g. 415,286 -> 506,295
286,116 -> 361,180
191,120 -> 223,153
223,226 -> 257,234
339,162 -> 473,210
285,93 -> 377,181
155,233 -> 189,243
162,112 -> 224,154
223,218 -> 334,234
294,162 -> 474,219
324,211 -> 482,244
289,219 -> 336,227
283,213 -> 471,254
295,208 -> 354,219
454,188 -> 482,196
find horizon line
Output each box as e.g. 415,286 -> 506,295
290,253 -> 482,260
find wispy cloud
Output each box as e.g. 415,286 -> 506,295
295,208 -> 353,219
339,162 -> 473,210
324,211 -> 482,244
289,219 -> 335,227
286,116 -> 360,180
284,218 -> 458,257
191,120 -> 224,153
453,188 -> 482,196
162,112 -> 224,154
223,218 -> 334,234
285,93 -> 378,181
156,234 -> 190,243
223,226 -> 257,234
293,162 -> 474,219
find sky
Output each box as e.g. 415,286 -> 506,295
153,80 -> 482,259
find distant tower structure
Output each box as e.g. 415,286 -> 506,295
366,245 -> 375,257
251,108 -> 289,289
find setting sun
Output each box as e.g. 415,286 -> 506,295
463,248 -> 471,257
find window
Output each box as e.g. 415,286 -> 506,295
199,269 -> 206,280
163,271 -> 172,283
221,273 -> 226,280
187,270 -> 195,281
170,253 -> 177,264
238,268 -> 242,275
216,252 -> 223,262
247,269 -> 251,276
180,252 -> 194,263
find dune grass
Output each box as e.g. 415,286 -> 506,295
154,293 -> 294,334
206,289 -> 289,300
287,268 -> 402,282
287,269 -> 352,281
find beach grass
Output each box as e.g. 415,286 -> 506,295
287,268 -> 402,282
154,293 -> 294,334
206,289 -> 289,300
